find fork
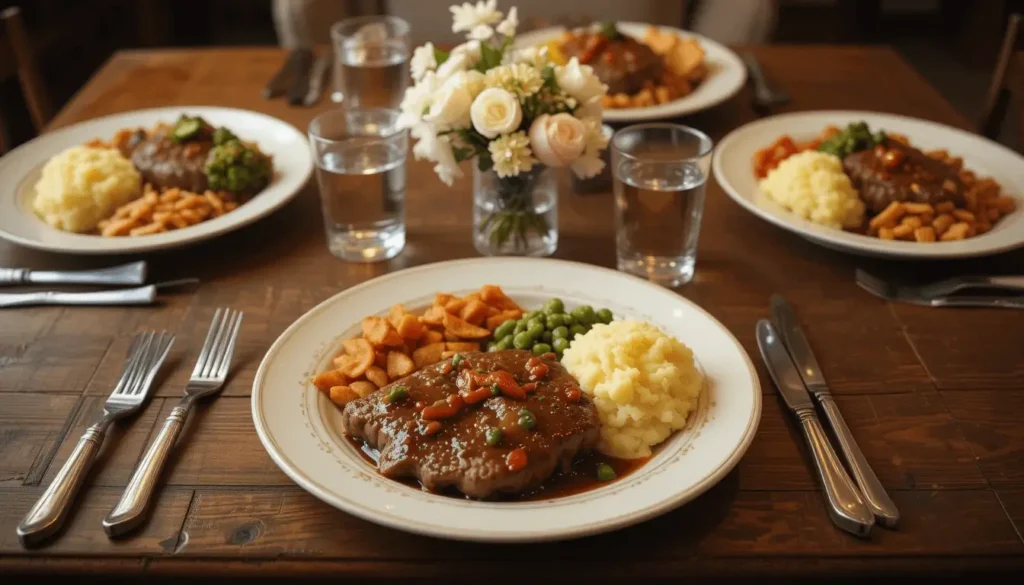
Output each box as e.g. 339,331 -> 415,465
17,331 -> 174,546
103,308 -> 243,537
856,269 -> 1024,309
856,269 -> 1024,299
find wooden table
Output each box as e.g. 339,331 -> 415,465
2,46 -> 1023,582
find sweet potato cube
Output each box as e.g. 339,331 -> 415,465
444,298 -> 467,314
388,303 -> 410,328
329,385 -> 359,407
486,309 -> 522,330
459,299 -> 490,327
446,342 -> 479,352
387,351 -> 416,379
421,305 -> 447,326
421,329 -> 444,345
365,365 -> 389,388
443,311 -> 491,339
396,314 -> 424,340
313,369 -> 348,393
479,284 -> 521,311
362,316 -> 403,347
412,342 -> 446,368
350,380 -> 378,398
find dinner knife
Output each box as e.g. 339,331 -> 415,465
287,48 -> 315,106
0,261 -> 146,287
303,52 -> 332,106
0,278 -> 198,308
770,294 -> 900,528
756,319 -> 874,538
263,48 -> 305,99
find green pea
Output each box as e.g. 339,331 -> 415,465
451,353 -> 464,369
486,341 -> 498,352
525,310 -> 544,321
385,385 -> 408,404
551,326 -> 569,340
546,313 -> 565,328
596,308 -> 614,324
569,324 -> 587,339
552,337 -> 570,353
485,427 -> 502,446
496,336 -> 514,350
518,408 -> 536,430
563,313 -> 577,326
527,317 -> 545,330
543,298 -> 565,314
532,343 -> 552,356
514,319 -> 528,334
494,320 -> 516,340
513,331 -> 535,349
542,331 -> 553,343
490,383 -> 501,396
572,305 -> 596,324
596,462 -> 617,481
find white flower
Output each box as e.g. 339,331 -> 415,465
452,40 -> 482,61
570,117 -> 610,179
484,63 -> 543,97
470,87 -> 522,139
410,42 -> 437,82
556,57 -> 608,104
427,74 -> 475,129
397,72 -> 441,129
450,0 -> 502,34
411,123 -> 463,186
468,24 -> 494,41
435,50 -> 471,81
496,7 -> 518,37
488,131 -> 535,178
528,113 -> 586,168
506,45 -> 550,68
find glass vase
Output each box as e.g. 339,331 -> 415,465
473,165 -> 558,257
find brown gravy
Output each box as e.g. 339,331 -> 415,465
345,435 -> 649,502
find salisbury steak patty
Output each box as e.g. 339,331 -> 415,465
842,140 -> 967,214
340,349 -> 600,499
125,131 -> 213,193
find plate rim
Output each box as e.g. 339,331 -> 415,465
250,256 -> 762,542
514,21 -> 748,122
0,105 -> 314,255
712,108 -> 1024,259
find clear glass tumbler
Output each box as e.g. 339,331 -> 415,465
330,15 -> 410,108
611,124 -> 714,287
308,108 -> 408,262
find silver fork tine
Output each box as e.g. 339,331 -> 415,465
191,308 -> 224,378
106,308 -> 243,538
211,311 -> 243,379
201,309 -> 236,379
18,330 -> 172,546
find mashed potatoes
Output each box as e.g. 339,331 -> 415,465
561,320 -> 703,459
32,146 -> 142,233
759,150 -> 865,229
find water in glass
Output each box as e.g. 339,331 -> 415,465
335,41 -> 409,108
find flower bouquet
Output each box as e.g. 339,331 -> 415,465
398,0 -> 610,256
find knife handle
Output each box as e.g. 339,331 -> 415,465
818,395 -> 900,527
0,285 -> 156,308
795,406 -> 874,537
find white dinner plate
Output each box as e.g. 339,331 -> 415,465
251,257 -> 761,542
515,22 -> 746,122
0,106 -> 313,255
713,110 -> 1024,259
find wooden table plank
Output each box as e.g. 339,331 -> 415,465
942,390 -> 1024,487
0,335 -> 110,393
0,394 -> 81,487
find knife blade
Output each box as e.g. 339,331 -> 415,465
769,294 -> 900,528
303,52 -> 332,106
287,48 -> 314,106
756,319 -> 874,537
263,48 -> 305,99
0,261 -> 146,287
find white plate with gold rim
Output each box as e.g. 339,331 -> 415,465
251,257 -> 761,542
0,106 -> 313,255
515,22 -> 746,122
713,110 -> 1024,259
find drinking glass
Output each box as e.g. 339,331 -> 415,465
611,124 -> 714,287
309,108 -> 408,262
330,15 -> 410,108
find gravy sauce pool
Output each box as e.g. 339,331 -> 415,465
345,435 -> 648,501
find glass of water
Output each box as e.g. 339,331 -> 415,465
611,124 -> 714,287
308,108 -> 408,262
330,15 -> 410,108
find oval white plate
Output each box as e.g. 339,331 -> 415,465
713,110 -> 1024,259
515,22 -> 746,122
252,257 -> 761,542
0,106 -> 313,255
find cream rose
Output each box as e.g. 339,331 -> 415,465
426,75 -> 474,129
528,113 -> 586,167
470,87 -> 522,139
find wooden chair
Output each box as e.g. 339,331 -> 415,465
0,5 -> 52,154
978,12 -> 1024,147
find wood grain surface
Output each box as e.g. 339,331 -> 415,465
1,46 -> 1023,581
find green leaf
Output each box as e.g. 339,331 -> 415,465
452,146 -> 475,163
478,41 -> 504,71
477,152 -> 494,172
598,21 -> 623,41
433,47 -> 450,65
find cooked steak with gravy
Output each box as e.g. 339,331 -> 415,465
842,140 -> 967,214
122,130 -> 213,193
560,32 -> 662,95
340,350 -> 600,499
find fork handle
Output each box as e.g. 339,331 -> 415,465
17,424 -> 107,546
103,404 -> 189,537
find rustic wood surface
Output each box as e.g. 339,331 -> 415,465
1,46 -> 1023,582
